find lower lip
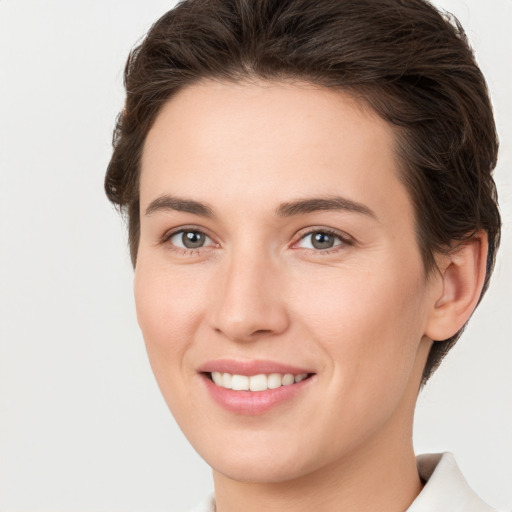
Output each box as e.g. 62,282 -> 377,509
201,374 -> 315,415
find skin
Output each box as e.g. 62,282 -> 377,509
134,79 -> 487,512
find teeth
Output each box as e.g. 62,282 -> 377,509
209,372 -> 309,391
267,373 -> 282,389
249,374 -> 267,392
282,373 -> 295,386
231,374 -> 249,391
222,372 -> 233,389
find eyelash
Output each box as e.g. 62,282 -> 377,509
161,227 -> 216,256
161,227 -> 353,256
294,227 -> 353,254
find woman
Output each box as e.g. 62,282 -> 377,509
105,0 -> 501,510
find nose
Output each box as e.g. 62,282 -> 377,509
208,249 -> 290,342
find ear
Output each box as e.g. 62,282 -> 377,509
425,231 -> 488,341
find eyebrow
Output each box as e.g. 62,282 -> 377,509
275,196 -> 376,219
145,194 -> 376,219
145,195 -> 214,217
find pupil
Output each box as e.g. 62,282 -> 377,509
312,232 -> 334,249
183,231 -> 205,248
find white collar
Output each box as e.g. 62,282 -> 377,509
408,452 -> 496,511
191,452 -> 497,512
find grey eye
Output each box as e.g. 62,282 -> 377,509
297,231 -> 343,250
170,230 -> 210,249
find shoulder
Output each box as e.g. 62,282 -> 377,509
408,452 -> 500,512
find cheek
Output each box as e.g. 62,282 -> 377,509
133,262 -> 204,375
283,260 -> 429,456
133,261 -> 213,430
294,257 -> 425,331
291,257 -> 428,391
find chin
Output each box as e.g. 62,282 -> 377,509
210,455 -> 311,484
194,433 -> 324,484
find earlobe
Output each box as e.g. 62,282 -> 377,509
425,232 -> 488,341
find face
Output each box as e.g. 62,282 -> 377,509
135,79 -> 438,483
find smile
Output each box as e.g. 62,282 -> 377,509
200,362 -> 315,415
210,371 -> 310,391
198,360 -> 316,414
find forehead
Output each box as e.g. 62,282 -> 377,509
142,78 -> 395,167
140,79 -> 410,226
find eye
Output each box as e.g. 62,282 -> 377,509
296,230 -> 348,251
167,229 -> 213,250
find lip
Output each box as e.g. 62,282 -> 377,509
198,359 -> 316,416
197,358 -> 313,376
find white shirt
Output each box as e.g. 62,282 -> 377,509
189,452 -> 498,512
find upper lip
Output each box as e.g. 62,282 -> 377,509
197,359 -> 314,376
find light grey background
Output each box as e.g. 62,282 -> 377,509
0,1 -> 510,511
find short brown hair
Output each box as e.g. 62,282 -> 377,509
105,0 -> 501,383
